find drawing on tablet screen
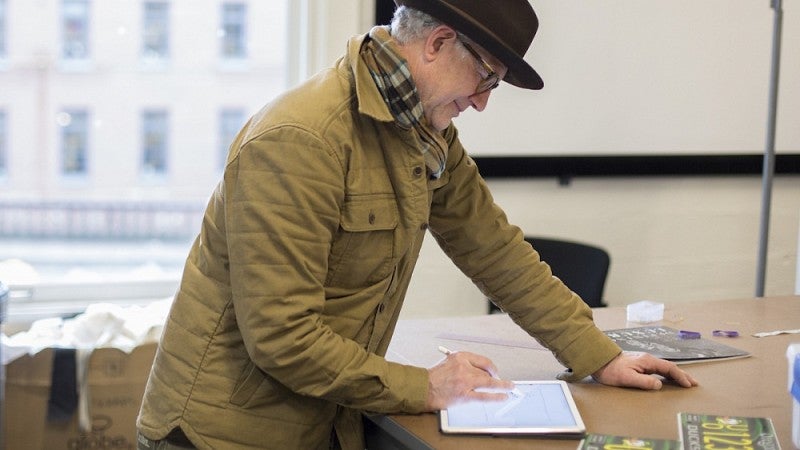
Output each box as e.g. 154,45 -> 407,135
494,394 -> 523,417
448,384 -> 577,427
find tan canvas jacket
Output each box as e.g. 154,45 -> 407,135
137,29 -> 621,450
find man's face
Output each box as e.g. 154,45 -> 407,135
418,38 -> 507,131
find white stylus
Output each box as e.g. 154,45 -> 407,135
437,345 -> 524,398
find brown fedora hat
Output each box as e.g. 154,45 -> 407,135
393,0 -> 544,90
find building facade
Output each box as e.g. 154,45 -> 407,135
0,0 -> 289,238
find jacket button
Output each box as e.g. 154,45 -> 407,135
368,213 -> 376,224
412,166 -> 423,177
378,303 -> 385,313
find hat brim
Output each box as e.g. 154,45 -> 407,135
395,0 -> 543,90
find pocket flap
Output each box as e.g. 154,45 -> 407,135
341,196 -> 399,232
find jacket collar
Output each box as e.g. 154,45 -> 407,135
348,28 -> 400,124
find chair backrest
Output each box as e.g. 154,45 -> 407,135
488,236 -> 610,313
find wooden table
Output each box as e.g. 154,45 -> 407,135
365,296 -> 800,449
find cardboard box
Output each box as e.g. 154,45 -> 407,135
2,343 -> 156,450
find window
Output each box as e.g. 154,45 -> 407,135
141,109 -> 169,175
219,108 -> 244,168
142,2 -> 169,59
220,3 -> 247,59
0,109 -> 6,175
59,109 -> 89,175
62,0 -> 90,60
0,0 -> 340,327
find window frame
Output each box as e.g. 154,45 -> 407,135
59,108 -> 90,177
4,0 -> 376,329
218,107 -> 245,169
219,2 -> 247,60
61,0 -> 91,62
141,1 -> 170,60
140,109 -> 170,177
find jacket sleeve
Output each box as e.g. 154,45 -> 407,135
427,127 -> 621,381
224,124 -> 428,413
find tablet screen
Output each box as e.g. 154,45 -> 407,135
439,380 -> 585,437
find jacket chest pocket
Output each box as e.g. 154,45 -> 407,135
326,195 -> 399,288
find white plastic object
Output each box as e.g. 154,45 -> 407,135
626,300 -> 664,323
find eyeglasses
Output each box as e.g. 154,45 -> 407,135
458,39 -> 501,95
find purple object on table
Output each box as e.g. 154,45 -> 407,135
678,330 -> 701,339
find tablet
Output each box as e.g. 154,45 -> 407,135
439,380 -> 586,438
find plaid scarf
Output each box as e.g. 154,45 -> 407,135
362,26 -> 447,179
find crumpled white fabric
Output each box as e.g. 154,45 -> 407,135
1,298 -> 172,432
1,298 -> 172,365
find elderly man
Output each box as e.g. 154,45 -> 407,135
137,1 -> 697,449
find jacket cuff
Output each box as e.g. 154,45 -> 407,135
555,327 -> 622,382
388,363 -> 429,413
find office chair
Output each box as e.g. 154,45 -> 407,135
488,236 -> 610,313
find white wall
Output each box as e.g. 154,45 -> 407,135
297,1 -> 800,157
797,212 -> 800,295
400,176 -> 800,319
457,0 -> 800,157
287,0 -> 375,86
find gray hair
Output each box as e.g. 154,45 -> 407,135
390,6 -> 471,61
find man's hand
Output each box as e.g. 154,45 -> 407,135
425,350 -> 515,411
592,351 -> 699,390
